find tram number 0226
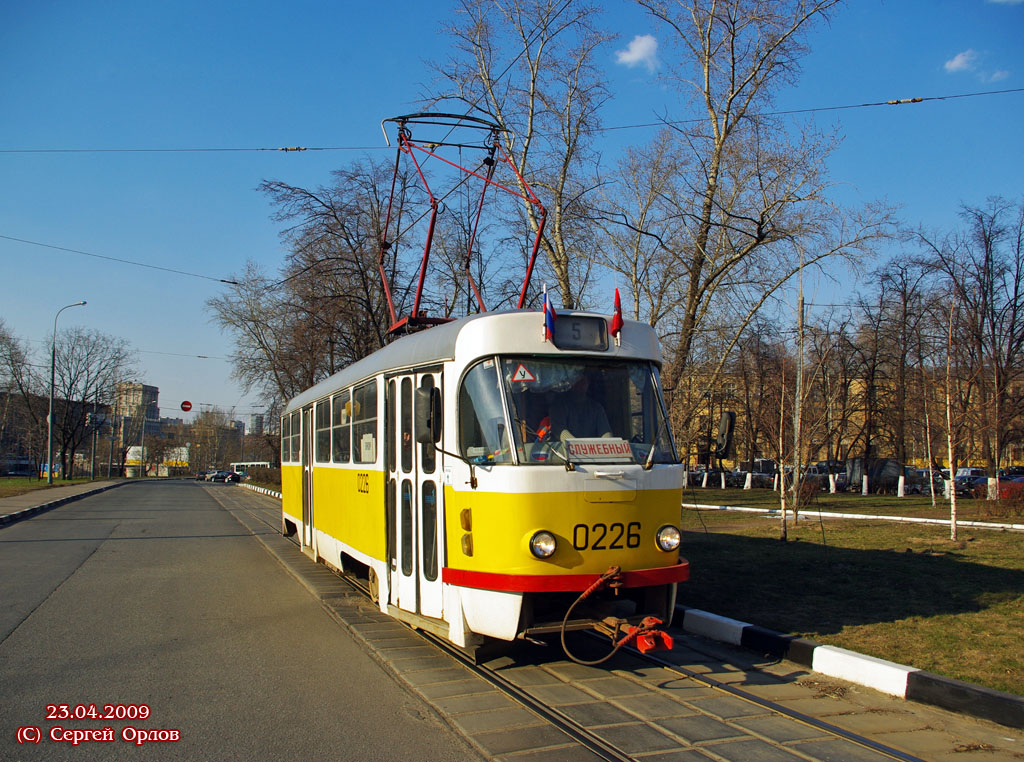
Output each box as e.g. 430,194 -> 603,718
572,522 -> 641,551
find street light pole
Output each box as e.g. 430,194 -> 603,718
47,301 -> 87,485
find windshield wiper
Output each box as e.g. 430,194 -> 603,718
644,418 -> 667,471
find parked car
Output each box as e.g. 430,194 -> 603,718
954,475 -> 988,497
900,466 -> 928,494
956,467 -> 987,479
209,470 -> 237,482
846,458 -> 911,494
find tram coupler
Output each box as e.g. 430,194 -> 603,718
628,616 -> 674,654
594,616 -> 628,640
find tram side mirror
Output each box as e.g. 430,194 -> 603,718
714,411 -> 735,459
415,387 -> 442,444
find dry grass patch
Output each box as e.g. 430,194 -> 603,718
678,509 -> 1024,695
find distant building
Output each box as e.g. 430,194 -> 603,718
116,382 -> 160,446
116,382 -> 159,419
248,414 -> 264,436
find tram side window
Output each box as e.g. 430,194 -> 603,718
401,378 -> 412,473
422,482 -> 437,581
281,415 -> 291,463
458,360 -> 512,464
290,411 -> 301,463
332,390 -> 351,463
386,380 -> 396,472
353,380 -> 378,464
400,479 -> 413,576
419,375 -> 436,474
315,400 -> 331,463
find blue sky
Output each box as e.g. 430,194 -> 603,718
2,0 -> 1021,421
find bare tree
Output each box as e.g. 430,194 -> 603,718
50,327 -> 135,477
0,324 -> 134,478
919,198 -> 1024,485
431,0 -> 611,309
627,0 -> 892,428
209,160 -> 407,408
873,258 -> 931,468
0,321 -> 46,472
590,132 -> 688,326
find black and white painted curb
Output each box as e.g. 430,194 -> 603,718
0,481 -> 133,527
676,605 -> 1024,730
243,484 -> 282,500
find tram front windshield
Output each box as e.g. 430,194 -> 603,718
458,356 -> 676,466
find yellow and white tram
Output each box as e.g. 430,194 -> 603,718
280,309 -> 686,655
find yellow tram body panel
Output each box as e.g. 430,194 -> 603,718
281,463 -> 386,561
443,484 -> 682,577
281,464 -> 302,523
310,466 -> 386,560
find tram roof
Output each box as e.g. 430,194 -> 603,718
283,310 -> 661,414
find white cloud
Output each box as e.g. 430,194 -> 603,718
944,49 -> 978,73
616,35 -> 658,73
943,49 -> 1012,82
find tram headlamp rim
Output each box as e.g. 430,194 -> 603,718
656,524 -> 681,552
529,530 -> 557,559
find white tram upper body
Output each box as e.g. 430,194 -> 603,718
281,310 -> 686,649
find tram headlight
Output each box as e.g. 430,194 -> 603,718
656,525 -> 681,552
529,530 -> 557,559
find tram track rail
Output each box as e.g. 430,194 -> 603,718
227,490 -> 930,761
589,633 -> 927,762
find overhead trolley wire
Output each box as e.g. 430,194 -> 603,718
0,145 -> 377,154
599,86 -> 1024,132
0,87 -> 1019,154
0,234 -> 240,285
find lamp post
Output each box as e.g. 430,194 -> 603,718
47,301 -> 87,485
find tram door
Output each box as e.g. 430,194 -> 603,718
301,405 -> 314,551
387,372 -> 444,619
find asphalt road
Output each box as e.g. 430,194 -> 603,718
0,481 -> 483,761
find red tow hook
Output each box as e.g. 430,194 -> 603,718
626,616 -> 674,654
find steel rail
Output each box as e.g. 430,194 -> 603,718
232,491 -> 927,762
591,632 -> 929,762
419,630 -> 635,762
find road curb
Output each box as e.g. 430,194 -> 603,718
0,481 -> 135,527
676,604 -> 1024,729
242,484 -> 282,500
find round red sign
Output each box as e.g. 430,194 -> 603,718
181,401 -> 192,412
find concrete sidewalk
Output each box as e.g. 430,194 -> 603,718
0,479 -> 133,526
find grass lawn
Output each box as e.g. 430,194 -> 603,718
0,477 -> 113,499
677,499 -> 1024,695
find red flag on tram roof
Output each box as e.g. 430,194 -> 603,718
610,288 -> 624,343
